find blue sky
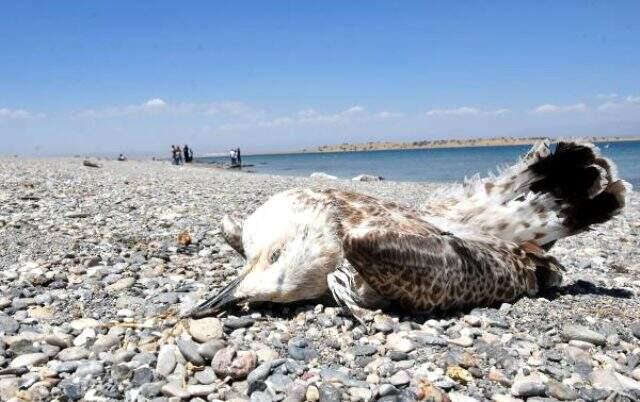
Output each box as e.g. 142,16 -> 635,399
1,1 -> 639,155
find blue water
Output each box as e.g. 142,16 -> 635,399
198,141 -> 640,187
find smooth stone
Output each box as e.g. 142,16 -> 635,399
510,375 -> 547,397
287,379 -> 308,401
389,370 -> 411,387
590,368 -> 640,394
194,367 -> 217,385
386,334 -> 416,353
52,360 -> 82,373
212,347 -> 256,380
546,380 -> 578,401
106,277 -> 136,292
267,373 -> 292,393
70,318 -> 99,331
463,315 -> 482,327
132,367 -> 154,386
378,384 -> 399,397
590,368 -> 622,392
161,382 -> 190,399
139,382 -> 164,398
44,333 -> 73,348
0,315 -> 20,334
287,338 -> 317,361
447,366 -> 473,385
389,351 -> 409,361
0,378 -> 19,401
256,347 -> 279,363
176,338 -> 205,365
57,346 -> 90,361
153,293 -> 179,304
562,324 -> 606,346
564,345 -> 593,366
318,383 -> 341,402
197,339 -> 226,361
347,344 -> 378,357
414,335 -> 448,347
250,391 -> 273,402
349,387 -> 372,402
92,334 -> 120,353
9,338 -> 39,355
8,353 -> 49,368
73,328 -> 96,346
186,384 -> 218,397
306,385 -> 320,401
578,387 -> 610,401
248,362 -> 272,394
224,317 -> 255,329
28,305 -> 54,319
188,318 -> 223,342
156,345 -> 178,376
111,363 -> 132,381
59,378 -> 86,400
75,360 -> 104,377
373,316 -> 395,333
449,336 -> 474,347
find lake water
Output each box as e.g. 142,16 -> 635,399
198,141 -> 640,187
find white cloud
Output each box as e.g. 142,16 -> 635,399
0,107 -> 31,119
374,111 -> 403,119
292,105 -> 369,124
598,101 -> 624,111
143,98 -> 167,108
597,94 -> 640,111
343,105 -> 365,115
203,101 -> 263,118
426,106 -> 510,116
79,98 -> 169,118
531,103 -> 587,114
218,105 -> 386,131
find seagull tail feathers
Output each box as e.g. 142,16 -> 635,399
523,141 -> 631,237
424,140 -> 631,248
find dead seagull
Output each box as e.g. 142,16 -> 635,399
191,141 -> 630,321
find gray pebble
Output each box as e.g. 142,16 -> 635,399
176,338 -> 205,365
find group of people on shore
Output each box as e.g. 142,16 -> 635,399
171,145 -> 193,165
229,147 -> 242,166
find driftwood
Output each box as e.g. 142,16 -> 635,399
83,160 -> 101,168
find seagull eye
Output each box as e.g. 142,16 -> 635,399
269,249 -> 281,264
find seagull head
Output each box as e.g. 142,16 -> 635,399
193,212 -> 342,316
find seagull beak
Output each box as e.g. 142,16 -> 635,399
188,272 -> 248,318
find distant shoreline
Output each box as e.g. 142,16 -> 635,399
295,135 -> 640,155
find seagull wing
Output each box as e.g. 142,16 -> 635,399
341,219 -> 554,313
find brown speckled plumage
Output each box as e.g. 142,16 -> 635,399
324,189 -> 555,312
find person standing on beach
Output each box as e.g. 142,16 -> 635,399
176,145 -> 183,165
171,145 -> 177,165
236,147 -> 242,166
230,149 -> 237,165
183,144 -> 193,163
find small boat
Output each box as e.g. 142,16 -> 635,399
226,164 -> 254,169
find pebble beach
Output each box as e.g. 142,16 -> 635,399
1,157 -> 640,402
